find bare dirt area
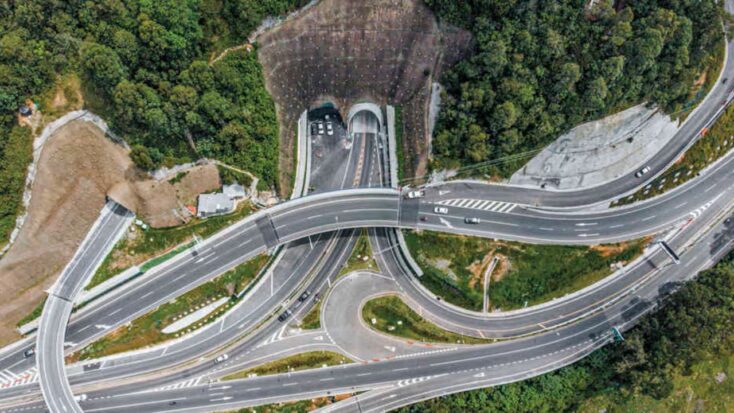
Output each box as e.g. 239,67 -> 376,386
0,121 -> 219,345
256,0 -> 472,194
109,164 -> 220,227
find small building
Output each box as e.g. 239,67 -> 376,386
223,183 -> 246,199
197,193 -> 234,218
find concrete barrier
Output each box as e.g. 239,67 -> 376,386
386,105 -> 399,189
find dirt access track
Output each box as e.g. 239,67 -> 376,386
0,120 -> 219,345
257,0 -> 472,194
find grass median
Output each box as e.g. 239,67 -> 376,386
404,230 -> 648,311
70,254 -> 268,362
223,351 -> 352,380
338,229 -> 378,277
362,295 -> 489,344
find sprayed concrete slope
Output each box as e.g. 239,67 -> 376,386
510,104 -> 679,190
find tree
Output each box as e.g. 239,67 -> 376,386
130,145 -> 155,170
81,43 -> 127,93
491,101 -> 519,131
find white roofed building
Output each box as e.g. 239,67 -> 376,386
223,183 -> 246,199
197,193 -> 234,218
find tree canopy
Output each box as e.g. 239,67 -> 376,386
426,0 -> 725,177
0,0 -> 307,245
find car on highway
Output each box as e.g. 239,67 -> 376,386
24,348 -> 35,358
326,122 -> 334,135
278,309 -> 293,322
406,190 -> 425,199
298,290 -> 311,302
214,354 -> 229,363
635,166 -> 651,178
434,206 -> 449,214
464,217 -> 480,224
724,78 -> 728,84
73,394 -> 87,402
419,215 -> 427,221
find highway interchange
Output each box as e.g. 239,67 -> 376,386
3,4 -> 734,411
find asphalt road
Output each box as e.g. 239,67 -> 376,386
4,23 -> 734,409
37,202 -> 133,413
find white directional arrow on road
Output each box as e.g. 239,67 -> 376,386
439,218 -> 453,228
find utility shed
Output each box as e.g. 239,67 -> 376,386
223,183 -> 246,199
197,193 -> 234,218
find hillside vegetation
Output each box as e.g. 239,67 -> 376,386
0,0 -> 307,246
426,0 -> 725,177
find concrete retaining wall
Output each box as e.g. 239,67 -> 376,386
386,105 -> 399,189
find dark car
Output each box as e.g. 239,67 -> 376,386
310,122 -> 318,135
24,348 -> 35,358
298,290 -> 311,302
277,309 -> 292,322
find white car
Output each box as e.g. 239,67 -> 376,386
215,354 -> 229,363
635,166 -> 651,178
434,206 -> 448,215
326,122 -> 334,135
406,190 -> 425,199
74,394 -> 87,402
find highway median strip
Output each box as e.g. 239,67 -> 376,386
68,254 -> 269,362
222,351 -> 353,380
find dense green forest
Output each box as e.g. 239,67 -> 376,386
396,250 -> 734,412
426,0 -> 725,177
0,0 -> 306,245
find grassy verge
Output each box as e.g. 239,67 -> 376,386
87,202 -> 258,290
16,297 -> 47,328
338,229 -> 378,277
300,301 -> 321,330
223,351 -> 352,380
362,295 -> 489,344
225,393 -> 356,413
71,255 -> 268,361
676,34 -> 727,122
404,230 -> 647,311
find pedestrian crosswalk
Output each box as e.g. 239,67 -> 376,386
0,367 -> 38,389
436,199 -> 518,213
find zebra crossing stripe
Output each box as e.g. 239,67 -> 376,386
490,202 -> 506,212
467,200 -> 482,208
